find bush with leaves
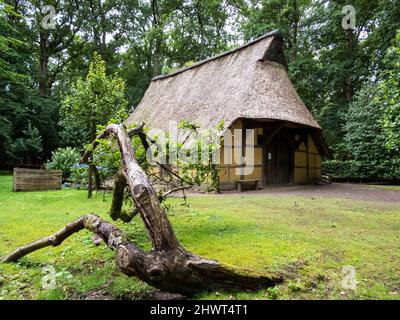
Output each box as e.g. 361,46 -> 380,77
46,147 -> 81,180
322,160 -> 399,181
145,120 -> 223,193
7,122 -> 43,164
70,164 -> 89,187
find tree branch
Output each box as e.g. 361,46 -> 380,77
162,186 -> 191,198
3,216 -> 86,263
109,170 -> 127,221
83,124 -> 180,251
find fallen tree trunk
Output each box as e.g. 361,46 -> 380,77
3,214 -> 282,294
3,124 -> 283,295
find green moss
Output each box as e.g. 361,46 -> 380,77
37,288 -> 68,300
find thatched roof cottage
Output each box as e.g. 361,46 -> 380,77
127,30 -> 330,189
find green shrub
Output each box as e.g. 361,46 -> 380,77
7,122 -> 43,163
322,160 -> 400,181
46,147 -> 81,180
70,164 -> 89,187
322,160 -> 359,180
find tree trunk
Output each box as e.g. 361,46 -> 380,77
92,164 -> 101,190
87,163 -> 94,199
3,124 -> 283,295
87,124 -> 101,198
109,170 -> 130,221
344,28 -> 355,102
291,0 -> 299,62
39,31 -> 49,97
151,0 -> 163,77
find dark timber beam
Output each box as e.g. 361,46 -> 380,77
264,126 -> 282,146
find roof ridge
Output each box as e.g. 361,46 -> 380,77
152,29 -> 282,82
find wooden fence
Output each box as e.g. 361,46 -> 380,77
13,168 -> 62,192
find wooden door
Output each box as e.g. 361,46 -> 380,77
265,134 -> 292,185
277,139 -> 291,184
265,139 -> 277,185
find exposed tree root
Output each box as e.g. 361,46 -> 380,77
3,214 -> 282,294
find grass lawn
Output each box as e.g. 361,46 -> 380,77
367,185 -> 400,191
0,173 -> 399,300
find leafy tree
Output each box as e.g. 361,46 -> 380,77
60,53 -> 128,141
363,0 -> 400,73
119,0 -> 240,105
7,122 -> 43,164
0,1 -> 18,162
239,0 -> 309,59
5,0 -> 84,97
57,118 -> 90,149
0,1 -> 43,165
60,53 -> 128,196
236,0 -> 393,151
0,1 -> 68,165
343,82 -> 399,180
330,29 -> 400,181
381,31 -> 400,155
162,0 -> 240,64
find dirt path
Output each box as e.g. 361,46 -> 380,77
172,183 -> 400,203
219,183 -> 400,203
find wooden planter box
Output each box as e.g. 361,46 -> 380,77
13,168 -> 62,192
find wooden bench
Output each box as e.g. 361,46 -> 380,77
235,179 -> 261,192
320,174 -> 332,184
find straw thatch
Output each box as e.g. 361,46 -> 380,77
127,30 -> 321,134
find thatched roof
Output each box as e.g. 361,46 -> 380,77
127,30 -> 322,134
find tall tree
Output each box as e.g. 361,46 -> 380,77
344,82 -> 398,179
60,53 -> 128,196
381,31 -> 400,157
236,0 -> 388,151
0,0 -> 25,166
239,0 -> 308,60
0,1 -> 50,165
119,0 -> 239,106
6,0 -> 83,96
